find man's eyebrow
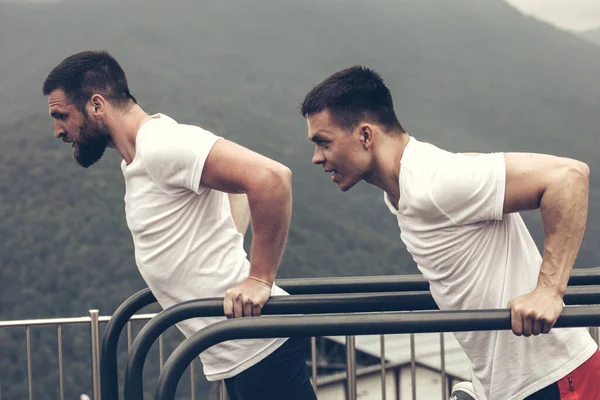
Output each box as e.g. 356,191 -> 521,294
309,132 -> 328,143
50,110 -> 66,119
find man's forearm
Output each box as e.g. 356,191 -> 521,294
538,162 -> 590,296
246,168 -> 292,285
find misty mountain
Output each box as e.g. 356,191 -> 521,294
1,0 -> 600,397
582,26 -> 600,45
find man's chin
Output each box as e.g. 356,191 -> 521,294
337,180 -> 355,192
75,153 -> 104,168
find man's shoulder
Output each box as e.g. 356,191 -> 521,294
401,137 -> 453,175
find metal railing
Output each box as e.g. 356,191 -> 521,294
2,269 -> 598,400
100,270 -> 600,400
154,305 -> 600,400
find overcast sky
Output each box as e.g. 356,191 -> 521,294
506,0 -> 600,32
2,0 -> 600,34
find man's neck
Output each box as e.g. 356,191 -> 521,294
366,133 -> 410,208
108,105 -> 150,165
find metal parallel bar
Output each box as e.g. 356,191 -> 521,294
440,333 -> 447,400
190,361 -> 195,400
153,305 -> 600,400
278,275 -> 428,294
125,291 -> 438,400
277,268 -> 600,294
345,336 -> 357,400
126,287 -> 600,400
58,325 -> 64,400
91,271 -> 598,400
100,288 -> 156,400
159,335 -> 165,372
311,337 -> 318,396
410,334 -> 416,400
26,327 -> 33,400
90,310 -> 101,400
380,335 -> 386,400
127,322 -> 132,351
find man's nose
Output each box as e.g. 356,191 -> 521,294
312,147 -> 325,165
53,121 -> 65,139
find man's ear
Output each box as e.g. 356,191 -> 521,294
89,94 -> 107,117
361,124 -> 375,149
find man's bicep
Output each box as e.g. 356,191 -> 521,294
503,153 -> 567,214
200,139 -> 282,193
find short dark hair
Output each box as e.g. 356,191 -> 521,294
300,66 -> 404,133
43,50 -> 137,113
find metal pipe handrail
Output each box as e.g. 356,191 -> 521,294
277,267 -> 600,294
100,268 -> 600,400
100,289 -> 156,400
124,291 -> 437,399
125,286 -> 600,400
154,305 -> 600,400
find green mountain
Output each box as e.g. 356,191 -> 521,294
1,0 -> 600,397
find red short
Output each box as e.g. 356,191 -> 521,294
557,349 -> 600,400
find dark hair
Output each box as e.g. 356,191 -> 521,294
43,50 -> 137,113
300,66 -> 404,133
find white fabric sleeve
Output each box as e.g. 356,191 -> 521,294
429,152 -> 506,225
140,123 -> 221,194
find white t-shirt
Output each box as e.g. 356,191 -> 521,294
121,113 -> 288,381
384,136 -> 597,400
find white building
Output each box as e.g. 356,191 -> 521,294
314,332 -> 471,400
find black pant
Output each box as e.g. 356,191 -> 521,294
525,382 -> 560,400
224,337 -> 317,400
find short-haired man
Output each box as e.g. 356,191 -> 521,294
300,66 -> 599,399
44,50 -> 316,400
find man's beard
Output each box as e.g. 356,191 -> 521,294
74,119 -> 110,168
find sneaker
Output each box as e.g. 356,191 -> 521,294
450,381 -> 477,400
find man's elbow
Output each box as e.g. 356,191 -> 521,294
273,165 -> 292,194
562,159 -> 590,187
254,163 -> 292,197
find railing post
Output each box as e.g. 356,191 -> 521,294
58,325 -> 65,400
26,326 -> 33,400
440,333 -> 447,400
311,337 -> 318,396
89,309 -> 101,400
410,333 -> 416,400
345,335 -> 357,400
380,335 -> 386,400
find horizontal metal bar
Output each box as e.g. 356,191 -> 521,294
277,268 -> 600,294
0,316 -> 93,328
154,305 -> 600,400
6,285 -> 598,329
